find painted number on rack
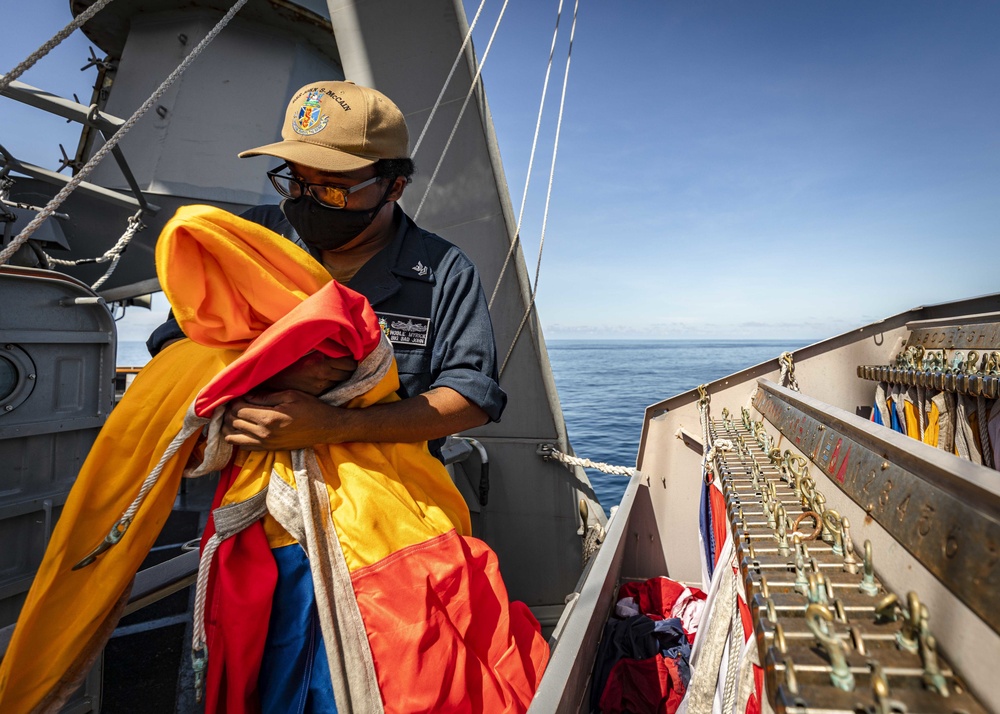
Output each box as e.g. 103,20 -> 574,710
862,470 -> 877,495
945,526 -> 960,559
896,493 -> 910,523
917,504 -> 934,537
878,480 -> 893,514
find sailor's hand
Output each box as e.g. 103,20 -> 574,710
222,390 -> 345,450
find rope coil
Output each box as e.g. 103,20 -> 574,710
778,352 -> 800,392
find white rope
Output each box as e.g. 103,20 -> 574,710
698,389 -> 744,714
941,391 -> 957,453
410,0 -> 488,159
778,351 -> 800,392
90,230 -> 135,290
413,0 -> 511,221
713,438 -> 733,452
71,415 -> 205,571
697,385 -> 715,487
497,0 -> 578,378
77,336 -> 392,574
190,531 -> 221,702
892,384 -> 907,436
955,393 -> 974,461
44,209 -> 144,289
874,382 -> 891,426
544,446 -> 635,477
488,0 -> 565,310
121,419 -> 205,523
191,534 -> 220,661
721,573 -> 741,714
0,0 -> 250,268
916,385 -> 926,441
0,0 -> 117,94
698,389 -> 712,457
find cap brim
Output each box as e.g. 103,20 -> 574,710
238,140 -> 377,172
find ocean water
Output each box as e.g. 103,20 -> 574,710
117,341 -> 156,367
546,339 -> 809,514
116,338 -> 808,514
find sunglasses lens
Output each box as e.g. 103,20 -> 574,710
312,186 -> 348,209
270,174 -> 303,200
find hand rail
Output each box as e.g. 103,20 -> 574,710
0,549 -> 199,659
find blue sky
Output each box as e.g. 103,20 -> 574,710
4,1 -> 999,341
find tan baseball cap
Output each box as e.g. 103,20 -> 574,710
239,80 -> 409,172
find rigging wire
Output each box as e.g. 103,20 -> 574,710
410,0 -> 489,160
488,0 -> 564,311
412,0 -> 511,221
498,0 -> 579,379
0,0 -> 117,94
0,0 -> 250,269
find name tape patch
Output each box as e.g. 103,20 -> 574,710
377,312 -> 430,347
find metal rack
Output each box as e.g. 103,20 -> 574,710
856,364 -> 999,398
705,381 -> 997,713
857,319 -> 1000,397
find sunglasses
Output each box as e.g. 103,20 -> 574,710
266,163 -> 382,209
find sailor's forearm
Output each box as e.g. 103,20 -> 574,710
223,386 -> 488,450
329,387 -> 489,444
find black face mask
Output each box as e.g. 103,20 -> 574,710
280,182 -> 394,252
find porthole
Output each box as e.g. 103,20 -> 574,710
0,345 -> 36,415
0,357 -> 16,401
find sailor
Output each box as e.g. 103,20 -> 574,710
0,206 -> 546,713
148,80 -> 506,460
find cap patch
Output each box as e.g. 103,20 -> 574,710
241,80 -> 408,171
292,91 -> 329,136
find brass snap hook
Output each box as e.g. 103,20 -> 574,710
72,517 -> 132,570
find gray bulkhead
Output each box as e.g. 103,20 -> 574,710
0,267 -> 116,626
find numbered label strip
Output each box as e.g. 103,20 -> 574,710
906,321 -> 1000,351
